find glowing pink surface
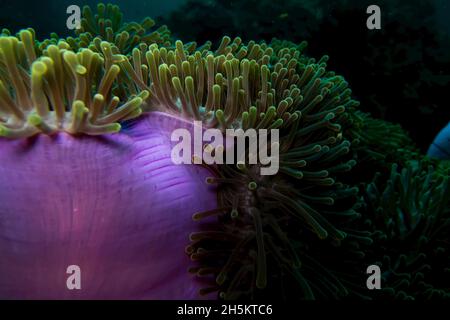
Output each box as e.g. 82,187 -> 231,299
0,112 -> 217,299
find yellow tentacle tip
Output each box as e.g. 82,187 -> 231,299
110,123 -> 122,132
110,64 -> 121,74
19,29 -> 34,41
27,113 -> 43,126
31,61 -> 47,76
0,125 -> 8,137
75,65 -> 87,75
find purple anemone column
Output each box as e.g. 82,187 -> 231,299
0,112 -> 217,300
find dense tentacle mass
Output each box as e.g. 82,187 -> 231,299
0,30 -> 148,138
119,36 -> 364,299
363,161 -> 450,299
0,2 -> 448,301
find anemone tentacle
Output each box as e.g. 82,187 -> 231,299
115,35 -> 365,299
2,2 -> 445,301
362,161 -> 450,299
0,30 -> 148,138
36,3 -> 172,55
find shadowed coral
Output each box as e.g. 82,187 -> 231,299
344,111 -> 418,164
74,3 -> 172,53
340,110 -> 421,186
362,162 -> 450,299
34,3 -> 172,55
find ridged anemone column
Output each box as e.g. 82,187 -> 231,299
0,112 -> 218,299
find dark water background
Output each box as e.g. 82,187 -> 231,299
0,0 -> 449,152
1,0 -> 449,38
0,0 -> 187,37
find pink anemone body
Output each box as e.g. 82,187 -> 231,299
0,112 -> 217,299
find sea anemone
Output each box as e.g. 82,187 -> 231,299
341,110 -> 420,186
0,20 -> 364,299
344,110 -> 418,165
0,31 -> 146,137
362,161 -> 450,299
0,30 -> 217,299
8,2 -> 441,300
118,36 -> 362,299
73,3 -> 172,53
29,3 -> 172,55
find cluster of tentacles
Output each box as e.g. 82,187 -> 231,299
0,30 -> 148,137
0,3 -> 448,300
362,162 -> 450,299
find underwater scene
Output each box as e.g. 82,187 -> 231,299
0,0 -> 449,301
